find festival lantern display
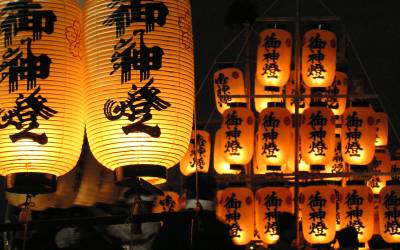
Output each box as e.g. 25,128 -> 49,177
221,104 -> 255,167
284,72 -> 310,114
253,131 -> 264,174
367,148 -> 391,195
255,187 -> 293,245
285,133 -> 310,173
256,28 -> 292,88
379,184 -> 400,243
219,187 -> 254,245
257,104 -> 292,172
302,28 -> 337,88
213,67 -> 246,114
84,0 -> 194,185
300,185 -> 336,244
153,191 -> 181,213
341,104 -> 376,166
325,71 -> 348,116
301,105 -> 335,170
325,134 -> 346,181
341,182 -> 374,245
0,0 -> 85,194
214,129 -> 241,175
254,82 -> 284,113
375,111 -> 388,147
180,130 -> 211,176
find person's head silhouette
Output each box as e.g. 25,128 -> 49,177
336,226 -> 359,249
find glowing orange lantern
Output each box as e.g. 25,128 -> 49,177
326,71 -> 348,116
375,111 -> 388,147
214,129 -> 241,175
256,28 -> 292,88
300,184 -> 336,244
0,0 -> 85,194
213,66 -> 246,114
285,133 -> 309,173
302,28 -> 337,87
180,130 -> 211,176
219,187 -> 254,245
284,71 -> 310,114
221,104 -> 254,166
254,82 -> 284,113
341,182 -> 374,245
257,104 -> 292,172
255,187 -> 292,245
153,191 -> 182,213
379,183 -> 400,243
341,104 -> 376,166
326,135 -> 347,181
301,105 -> 335,170
84,0 -> 194,185
367,148 -> 391,195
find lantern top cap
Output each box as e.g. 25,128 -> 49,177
350,100 -> 370,108
216,63 -> 236,70
346,180 -> 366,186
308,23 -> 332,31
267,102 -> 285,108
228,102 -> 247,108
310,101 -> 327,108
263,23 -> 287,30
264,86 -> 280,92
386,180 -> 400,186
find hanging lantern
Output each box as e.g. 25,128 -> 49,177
301,105 -> 335,171
375,111 -> 388,147
284,71 -> 311,114
333,185 -> 346,231
256,28 -> 292,88
285,133 -> 309,173
379,183 -> 400,243
300,184 -> 336,245
153,191 -> 182,213
255,186 -> 293,245
84,0 -> 194,185
221,104 -> 254,167
257,104 -> 292,172
341,182 -> 374,245
180,130 -> 211,176
341,104 -> 376,166
216,188 -> 225,221
219,187 -> 254,245
0,0 -> 85,194
302,28 -> 337,88
254,81 -> 284,113
325,134 -> 347,181
325,71 -> 348,116
367,148 -> 391,195
213,66 -> 246,114
214,129 -> 241,175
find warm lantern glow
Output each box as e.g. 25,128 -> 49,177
333,185 -> 346,231
0,0 -> 85,190
285,134 -> 309,173
379,184 -> 400,243
254,82 -> 284,113
180,130 -> 211,176
375,111 -> 388,147
367,148 -> 391,195
216,188 -> 225,221
256,28 -> 292,87
153,191 -> 182,213
302,28 -> 336,87
326,71 -> 348,116
214,129 -> 241,175
255,187 -> 293,245
284,71 -> 311,114
341,105 -> 376,165
221,105 -> 254,165
301,106 -> 335,168
300,185 -> 336,244
325,135 -> 347,181
219,187 -> 254,245
84,0 -> 194,185
213,67 -> 246,114
257,105 -> 292,172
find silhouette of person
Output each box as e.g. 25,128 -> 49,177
336,226 -> 359,250
269,212 -> 297,250
152,172 -> 243,250
368,234 -> 391,250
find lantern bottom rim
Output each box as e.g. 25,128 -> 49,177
5,173 -> 57,194
114,165 -> 167,187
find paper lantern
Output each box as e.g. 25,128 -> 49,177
84,0 -> 194,185
254,82 -> 284,113
284,71 -> 310,114
379,184 -> 400,243
257,104 -> 292,172
255,187 -> 293,245
325,135 -> 347,181
300,185 -> 336,244
219,187 -> 254,245
253,131 -> 264,174
216,188 -> 225,221
333,185 -> 346,231
367,148 -> 391,195
285,133 -> 309,173
0,0 -> 85,193
213,67 -> 246,114
221,104 -> 254,166
302,28 -> 336,87
180,130 -> 211,176
153,191 -> 181,213
325,71 -> 348,116
214,129 -> 240,175
341,182 -> 374,244
301,105 -> 335,170
375,111 -> 388,147
341,104 -> 376,166
256,28 -> 292,87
